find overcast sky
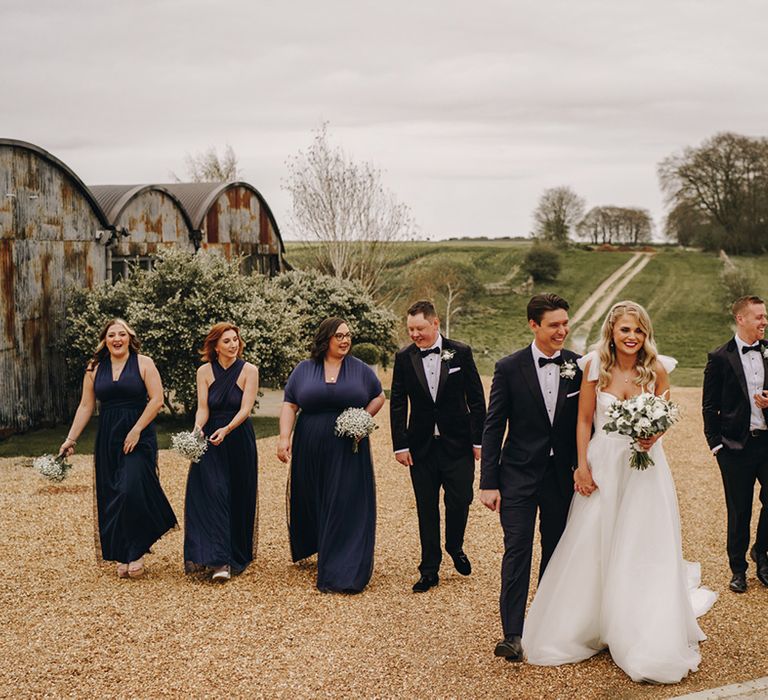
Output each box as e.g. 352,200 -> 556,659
3,0 -> 767,239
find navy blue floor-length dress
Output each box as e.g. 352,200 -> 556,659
284,355 -> 381,592
184,358 -> 258,574
93,351 -> 177,563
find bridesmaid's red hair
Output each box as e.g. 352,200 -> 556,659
199,323 -> 245,363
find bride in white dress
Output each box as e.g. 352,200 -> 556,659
522,301 -> 717,684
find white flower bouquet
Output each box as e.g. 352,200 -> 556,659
602,393 -> 681,470
34,453 -> 73,482
171,430 -> 209,463
334,407 -> 378,453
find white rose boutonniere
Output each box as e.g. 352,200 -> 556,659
560,359 -> 577,380
441,349 -> 456,362
762,345 -> 768,360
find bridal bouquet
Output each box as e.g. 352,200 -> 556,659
33,453 -> 73,482
334,408 -> 377,453
171,430 -> 209,463
603,393 -> 681,470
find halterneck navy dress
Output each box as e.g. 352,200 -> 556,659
184,358 -> 258,574
284,355 -> 382,592
93,351 -> 177,563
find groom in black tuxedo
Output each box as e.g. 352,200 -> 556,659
480,293 -> 581,661
703,295 -> 768,593
390,299 -> 486,592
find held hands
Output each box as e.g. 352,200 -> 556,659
574,465 -> 597,497
479,489 -> 501,512
208,425 -> 231,446
277,437 -> 291,463
123,427 -> 141,454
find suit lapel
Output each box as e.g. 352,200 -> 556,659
435,339 -> 450,402
521,346 -> 550,424
726,340 -> 749,401
552,355 -> 570,425
409,345 -> 432,400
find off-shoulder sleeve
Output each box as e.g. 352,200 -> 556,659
576,350 -> 600,382
658,354 -> 677,374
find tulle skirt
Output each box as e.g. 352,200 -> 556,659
522,433 -> 717,684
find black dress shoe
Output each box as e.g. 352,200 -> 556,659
751,546 -> 768,587
450,551 -> 472,576
729,572 -> 747,593
494,635 -> 523,662
412,574 -> 439,592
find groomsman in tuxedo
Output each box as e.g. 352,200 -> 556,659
390,300 -> 486,592
703,295 -> 768,593
480,293 -> 582,662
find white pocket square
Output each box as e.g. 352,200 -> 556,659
566,391 -> 580,398
448,367 -> 462,374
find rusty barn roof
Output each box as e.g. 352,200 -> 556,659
89,184 -> 195,231
160,182 -> 285,252
0,138 -> 110,227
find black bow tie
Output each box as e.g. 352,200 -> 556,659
420,347 -> 441,358
538,355 -> 564,367
742,343 -> 764,355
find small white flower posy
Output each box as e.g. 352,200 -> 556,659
560,360 -> 577,379
441,349 -> 456,362
762,346 -> 768,360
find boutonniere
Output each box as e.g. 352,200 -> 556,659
560,360 -> 577,379
762,345 -> 768,360
441,349 -> 456,362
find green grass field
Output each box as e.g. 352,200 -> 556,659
286,241 -> 752,385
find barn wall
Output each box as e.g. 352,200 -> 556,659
199,185 -> 284,275
112,190 -> 194,257
0,146 -> 106,435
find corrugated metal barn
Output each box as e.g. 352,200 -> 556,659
0,138 -> 287,436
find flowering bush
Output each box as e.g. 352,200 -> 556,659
61,252 -> 396,417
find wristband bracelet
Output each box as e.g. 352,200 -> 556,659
65,437 -> 77,445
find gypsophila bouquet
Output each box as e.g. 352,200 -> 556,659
33,454 -> 73,482
334,407 -> 378,453
602,393 -> 681,470
171,430 -> 209,463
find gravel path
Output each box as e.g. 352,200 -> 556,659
1,387 -> 766,699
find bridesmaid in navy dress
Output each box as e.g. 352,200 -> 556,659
184,323 -> 259,582
59,319 -> 177,579
278,318 -> 386,593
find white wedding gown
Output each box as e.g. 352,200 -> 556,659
522,352 -> 717,684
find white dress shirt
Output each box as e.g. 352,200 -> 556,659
530,341 -> 561,425
735,334 -> 767,432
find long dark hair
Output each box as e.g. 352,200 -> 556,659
87,318 -> 141,371
310,317 -> 348,363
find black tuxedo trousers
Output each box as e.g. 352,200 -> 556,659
410,438 -> 474,576
716,435 -> 768,573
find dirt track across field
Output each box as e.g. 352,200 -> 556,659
1,387 -> 767,699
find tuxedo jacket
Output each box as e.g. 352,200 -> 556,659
390,338 -> 486,461
480,346 -> 582,499
702,338 -> 768,451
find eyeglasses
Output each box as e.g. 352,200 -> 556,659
333,332 -> 352,341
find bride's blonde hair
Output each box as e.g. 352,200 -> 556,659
594,301 -> 659,389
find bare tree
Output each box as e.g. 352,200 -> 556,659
659,132 -> 768,253
171,144 -> 241,182
532,186 -> 586,243
409,261 -> 481,337
283,124 -> 415,297
576,206 -> 652,245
